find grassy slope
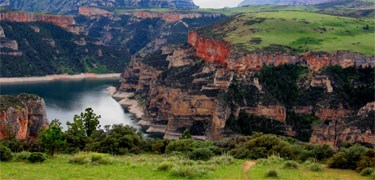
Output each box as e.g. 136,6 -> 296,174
0,154 -> 244,180
248,160 -> 370,180
207,11 -> 374,55
0,154 -> 370,180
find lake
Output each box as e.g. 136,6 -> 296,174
0,79 -> 138,130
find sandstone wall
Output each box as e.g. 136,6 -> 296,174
188,31 -> 375,72
0,94 -> 48,139
0,11 -> 75,30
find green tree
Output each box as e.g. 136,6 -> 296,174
40,119 -> 65,156
180,129 -> 192,140
64,108 -> 101,151
69,108 -> 101,137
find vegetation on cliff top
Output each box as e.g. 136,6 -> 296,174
0,94 -> 41,111
197,11 -> 374,55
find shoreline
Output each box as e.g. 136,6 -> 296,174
107,86 -> 145,119
0,73 -> 121,84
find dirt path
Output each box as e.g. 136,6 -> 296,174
242,161 -> 256,180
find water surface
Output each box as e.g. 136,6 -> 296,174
0,79 -> 137,130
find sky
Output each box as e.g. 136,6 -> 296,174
193,0 -> 243,9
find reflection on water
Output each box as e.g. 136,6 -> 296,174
0,79 -> 137,130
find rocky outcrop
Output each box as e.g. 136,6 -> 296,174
117,39 -> 374,146
0,11 -> 76,30
188,31 -> 375,72
238,0 -> 337,6
0,94 -> 48,139
2,0 -> 198,15
119,11 -> 222,23
79,6 -> 113,17
310,102 -> 375,147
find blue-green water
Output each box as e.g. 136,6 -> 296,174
0,79 -> 138,130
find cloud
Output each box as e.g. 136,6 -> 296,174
193,0 -> 243,9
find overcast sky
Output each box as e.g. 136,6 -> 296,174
193,0 -> 243,9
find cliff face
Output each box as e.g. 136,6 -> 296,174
118,30 -> 374,147
2,0 -> 198,15
238,0 -> 337,6
0,94 -> 48,139
117,11 -> 222,23
188,31 -> 375,72
0,11 -> 76,30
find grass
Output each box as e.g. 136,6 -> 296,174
0,154 -> 244,180
248,158 -> 370,180
204,11 -> 374,55
1,153 -> 370,179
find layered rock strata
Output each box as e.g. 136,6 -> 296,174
0,94 -> 48,139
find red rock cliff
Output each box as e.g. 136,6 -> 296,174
119,11 -> 221,23
0,94 -> 48,140
0,11 -> 75,30
188,31 -> 375,72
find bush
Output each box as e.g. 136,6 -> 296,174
360,167 -> 375,176
157,161 -> 175,171
69,152 -> 112,165
328,144 -> 368,169
0,145 -> 13,161
14,151 -> 31,162
265,170 -> 278,178
69,153 -> 91,164
91,153 -> 113,165
28,152 -> 47,163
248,147 -> 268,159
307,163 -> 323,172
189,148 -> 213,161
170,165 -> 207,178
282,160 -> 299,169
166,139 -> 216,154
356,149 -> 375,171
209,154 -> 235,165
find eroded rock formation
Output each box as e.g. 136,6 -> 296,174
188,31 -> 375,72
118,33 -> 374,147
0,94 -> 48,139
0,11 -> 76,30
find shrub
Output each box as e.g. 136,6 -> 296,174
248,147 -> 268,159
28,152 -> 47,163
229,148 -> 250,159
356,149 -> 375,171
265,170 -> 278,178
360,167 -> 375,176
170,165 -> 207,178
328,144 -> 368,169
69,152 -> 112,165
0,145 -> 13,161
282,160 -> 299,169
69,153 -> 91,164
209,155 -> 235,165
189,148 -> 213,161
245,134 -> 294,159
14,151 -> 31,162
157,161 -> 175,171
307,163 -> 323,172
90,153 -> 113,165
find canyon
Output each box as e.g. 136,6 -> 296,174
0,94 -> 48,139
0,11 -> 76,31
1,0 -> 198,15
117,29 -> 374,147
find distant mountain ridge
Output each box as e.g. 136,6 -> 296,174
238,0 -> 340,6
0,0 -> 198,14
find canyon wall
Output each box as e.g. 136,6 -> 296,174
0,94 -> 48,139
0,11 -> 76,30
188,31 -> 375,72
118,32 -> 374,147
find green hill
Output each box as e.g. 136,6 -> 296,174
197,11 -> 374,55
